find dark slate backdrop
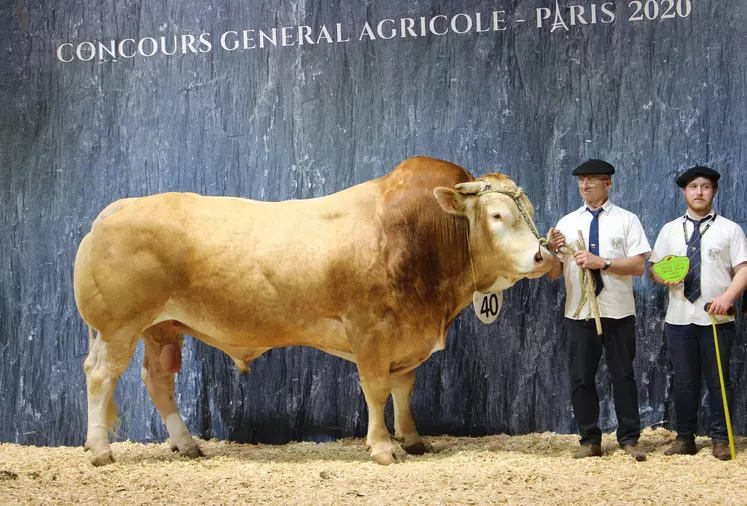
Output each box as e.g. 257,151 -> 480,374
2,0 -> 747,447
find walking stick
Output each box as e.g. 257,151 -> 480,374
704,302 -> 737,460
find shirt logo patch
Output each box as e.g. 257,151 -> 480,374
708,248 -> 720,261
611,237 -> 624,250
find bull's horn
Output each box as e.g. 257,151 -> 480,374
454,180 -> 487,195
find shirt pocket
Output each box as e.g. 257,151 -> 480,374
608,236 -> 625,256
703,238 -> 729,267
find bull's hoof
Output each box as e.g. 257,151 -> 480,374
90,451 -> 115,467
371,451 -> 397,466
180,444 -> 205,459
169,442 -> 179,453
83,442 -> 91,452
403,440 -> 434,455
369,441 -> 405,466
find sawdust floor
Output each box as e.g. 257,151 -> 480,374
1,428 -> 746,505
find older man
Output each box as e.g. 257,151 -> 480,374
547,159 -> 651,461
649,165 -> 747,460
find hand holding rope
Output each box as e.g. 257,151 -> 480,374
546,228 -> 603,336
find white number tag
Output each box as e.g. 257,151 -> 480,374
473,291 -> 503,324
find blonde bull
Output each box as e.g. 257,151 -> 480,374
74,156 -> 552,466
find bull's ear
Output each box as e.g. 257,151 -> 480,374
454,180 -> 486,195
434,187 -> 467,215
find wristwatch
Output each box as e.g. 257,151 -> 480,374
602,258 -> 612,270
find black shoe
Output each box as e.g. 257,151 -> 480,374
664,440 -> 697,456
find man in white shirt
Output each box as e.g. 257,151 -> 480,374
547,159 -> 651,461
649,165 -> 747,460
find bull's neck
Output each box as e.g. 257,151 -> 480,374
412,211 -> 505,323
444,223 -> 501,321
451,272 -> 479,320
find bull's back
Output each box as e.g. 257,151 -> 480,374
75,188 -> 384,336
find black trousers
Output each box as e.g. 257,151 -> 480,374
665,322 -> 735,443
566,316 -> 641,446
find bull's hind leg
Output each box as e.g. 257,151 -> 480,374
83,328 -> 138,466
141,325 -> 204,459
391,370 -> 433,455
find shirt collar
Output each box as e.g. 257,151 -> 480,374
577,199 -> 613,214
683,209 -> 716,222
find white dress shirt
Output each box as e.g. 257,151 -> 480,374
650,210 -> 747,326
556,200 -> 651,320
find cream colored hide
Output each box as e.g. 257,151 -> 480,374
74,156 -> 552,467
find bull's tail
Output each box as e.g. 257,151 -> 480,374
87,325 -> 95,354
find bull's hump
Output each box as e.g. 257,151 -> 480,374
388,156 -> 473,185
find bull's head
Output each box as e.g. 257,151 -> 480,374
434,174 -> 552,292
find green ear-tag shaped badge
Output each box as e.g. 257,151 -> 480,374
653,255 -> 690,283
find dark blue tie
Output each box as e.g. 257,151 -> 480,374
587,208 -> 604,296
684,217 -> 709,303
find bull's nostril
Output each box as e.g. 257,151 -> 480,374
534,252 -> 544,263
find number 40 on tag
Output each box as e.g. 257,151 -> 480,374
473,291 -> 503,324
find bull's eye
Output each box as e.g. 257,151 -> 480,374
492,213 -> 502,221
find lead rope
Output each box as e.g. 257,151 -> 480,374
547,229 -> 601,335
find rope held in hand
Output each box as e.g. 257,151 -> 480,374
550,228 -> 603,336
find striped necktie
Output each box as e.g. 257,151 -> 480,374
587,207 -> 604,296
683,216 -> 710,303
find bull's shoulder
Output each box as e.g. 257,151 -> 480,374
366,158 -> 472,306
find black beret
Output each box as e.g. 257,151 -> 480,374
676,165 -> 721,188
571,159 -> 615,176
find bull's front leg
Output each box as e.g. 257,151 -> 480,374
391,370 -> 433,455
358,374 -> 403,465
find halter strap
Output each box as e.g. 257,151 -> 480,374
474,182 -> 547,248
